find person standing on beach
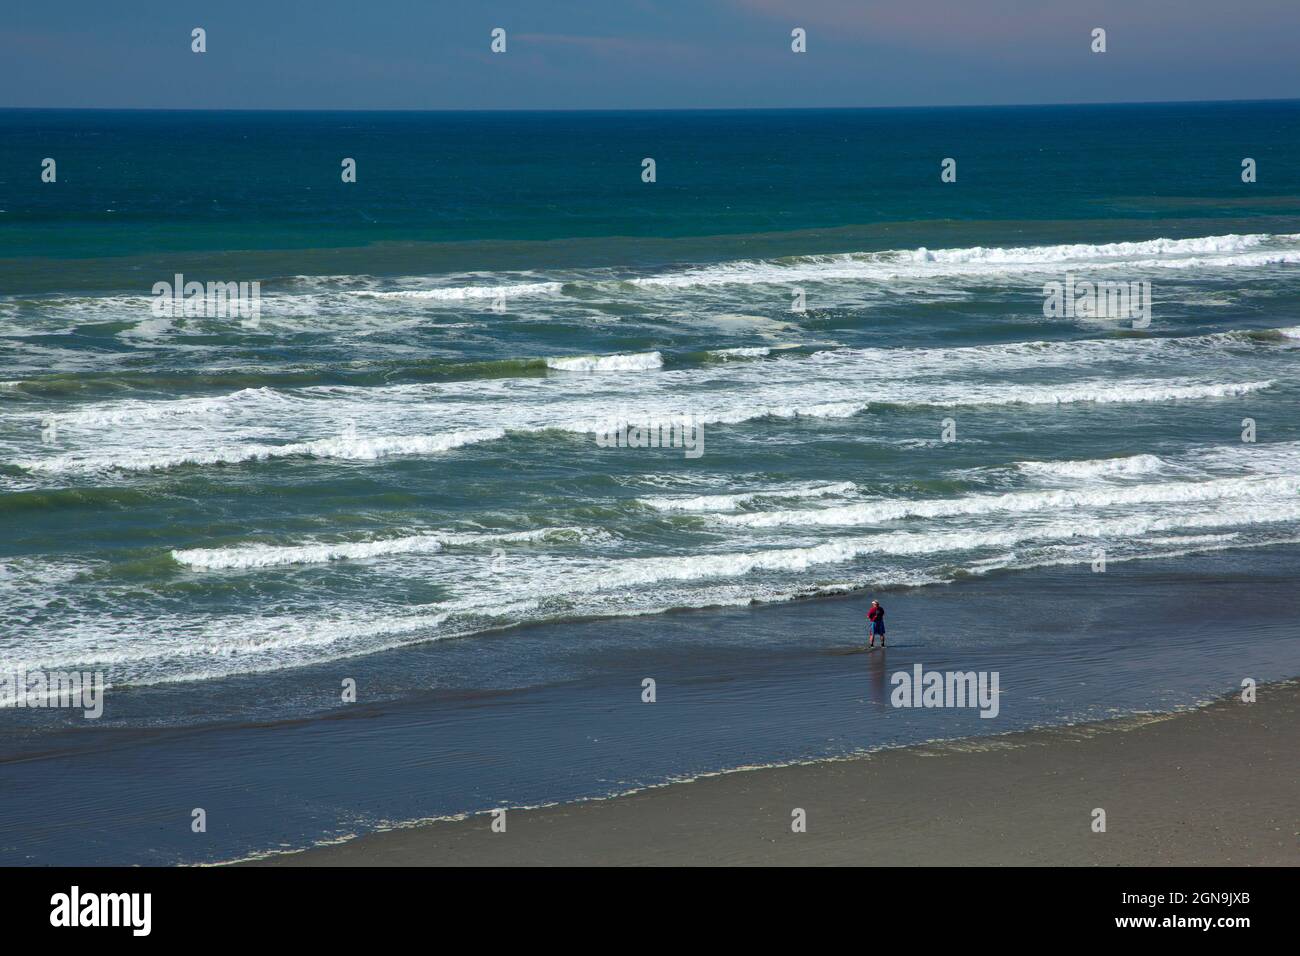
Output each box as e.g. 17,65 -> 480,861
867,600 -> 886,648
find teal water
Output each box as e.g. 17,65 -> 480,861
3,103 -> 1300,262
2,103 -> 1300,864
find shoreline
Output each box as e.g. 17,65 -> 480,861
254,679 -> 1299,866
3,548 -> 1299,866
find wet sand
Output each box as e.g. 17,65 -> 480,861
258,680 -> 1298,866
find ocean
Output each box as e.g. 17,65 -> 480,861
2,101 -> 1299,864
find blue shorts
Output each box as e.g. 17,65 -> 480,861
872,620 -> 885,636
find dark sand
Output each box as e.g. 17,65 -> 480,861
256,680 -> 1298,866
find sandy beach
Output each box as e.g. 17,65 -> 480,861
257,679 -> 1298,867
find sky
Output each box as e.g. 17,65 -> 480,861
2,0 -> 1299,110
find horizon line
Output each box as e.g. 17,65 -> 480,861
2,96 -> 1299,115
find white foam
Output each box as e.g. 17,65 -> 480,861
557,498 -> 1300,591
1143,533 -> 1239,547
13,372 -> 1268,476
46,387 -> 301,429
1015,454 -> 1168,480
19,324 -> 1274,432
19,428 -> 504,475
172,527 -> 603,570
905,233 -> 1277,263
718,474 -> 1300,529
355,282 -> 562,301
1187,439 -> 1300,475
639,481 -> 857,513
173,538 -> 441,569
545,351 -> 664,372
627,233 -> 1300,288
15,498 -> 1300,686
894,379 -> 1272,408
1118,251 -> 1300,271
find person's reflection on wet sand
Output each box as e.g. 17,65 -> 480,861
866,646 -> 888,707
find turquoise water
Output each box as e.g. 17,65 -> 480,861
2,103 -> 1300,863
4,102 -> 1300,263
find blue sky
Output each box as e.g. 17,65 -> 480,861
3,0 -> 1299,110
